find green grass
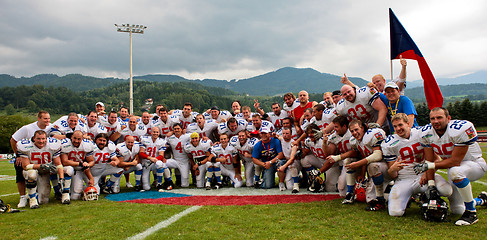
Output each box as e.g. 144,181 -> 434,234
1,147 -> 487,239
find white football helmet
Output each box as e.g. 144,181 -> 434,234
83,186 -> 98,201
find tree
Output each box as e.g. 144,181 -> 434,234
0,115 -> 35,153
5,104 -> 15,115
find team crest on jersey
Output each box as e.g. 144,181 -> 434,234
465,126 -> 475,139
369,87 -> 377,95
374,132 -> 384,141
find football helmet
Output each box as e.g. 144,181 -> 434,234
83,186 -> 99,201
420,186 -> 448,222
308,170 -> 325,193
354,179 -> 367,202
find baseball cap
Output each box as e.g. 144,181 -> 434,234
190,132 -> 199,139
260,125 -> 271,133
211,106 -> 219,111
384,82 -> 399,90
95,102 -> 105,107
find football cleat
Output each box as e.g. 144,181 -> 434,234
342,192 -> 355,204
17,195 -> 27,208
213,183 -> 222,190
134,185 -> 142,192
102,186 -> 113,194
365,198 -> 386,211
455,211 -> 478,226
126,182 -> 134,188
254,181 -> 261,189
156,184 -> 163,190
165,181 -> 174,190
29,198 -> 39,209
477,191 -> 487,207
62,193 -> 70,205
55,191 -> 62,201
206,182 -> 212,190
279,182 -> 286,191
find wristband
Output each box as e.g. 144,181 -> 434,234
79,162 -> 83,167
428,180 -> 435,187
427,162 -> 436,170
330,155 -> 342,162
26,164 -> 34,170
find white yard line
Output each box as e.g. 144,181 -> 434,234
0,192 -> 18,197
437,170 -> 487,186
39,236 -> 58,240
0,175 -> 16,181
126,206 -> 202,240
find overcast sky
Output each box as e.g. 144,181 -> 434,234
1,0 -> 486,82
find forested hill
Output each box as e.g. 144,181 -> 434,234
0,74 -> 121,92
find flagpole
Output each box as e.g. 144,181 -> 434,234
390,60 -> 393,81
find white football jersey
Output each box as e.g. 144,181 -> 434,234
17,137 -> 61,164
116,141 -> 140,162
152,115 -> 179,137
60,138 -> 95,163
327,129 -> 353,154
283,98 -> 300,116
166,133 -> 191,162
246,120 -> 275,132
229,136 -> 258,162
139,136 -> 167,159
12,122 -> 52,142
218,119 -> 248,138
335,86 -> 380,123
309,108 -> 337,130
304,137 -> 326,160
173,111 -> 196,129
137,121 -> 152,136
382,128 -> 424,177
119,125 -> 146,142
280,138 -> 294,159
51,116 -> 87,135
203,110 -> 232,123
419,120 -> 484,163
267,110 -> 288,130
93,141 -> 117,165
349,128 -> 386,158
186,120 -> 218,140
184,139 -> 213,162
210,143 -> 237,170
98,116 -> 123,137
86,123 -> 108,140
276,127 -> 298,140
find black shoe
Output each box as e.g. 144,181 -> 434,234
365,198 -> 386,211
477,191 -> 487,207
165,181 -> 174,190
55,191 -> 62,201
102,186 -> 113,194
342,192 -> 355,204
213,183 -> 222,189
455,211 -> 478,226
156,184 -> 163,190
254,182 -> 261,189
134,185 -> 142,192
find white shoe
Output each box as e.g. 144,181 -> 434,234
62,193 -> 71,205
29,197 -> 39,209
279,182 -> 286,191
126,182 -> 134,188
17,195 -> 27,208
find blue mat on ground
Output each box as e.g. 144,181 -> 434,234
105,191 -> 190,202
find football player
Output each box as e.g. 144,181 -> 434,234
152,107 -> 178,138
246,114 -> 275,133
254,101 -> 288,131
294,104 -> 336,144
209,133 -> 243,188
204,106 -> 232,123
10,110 -> 52,208
276,117 -> 298,140
301,123 -> 340,192
184,132 -> 214,188
218,117 -> 248,139
139,127 -> 173,191
90,133 -> 123,194
229,130 -> 258,187
98,111 -> 123,142
415,107 -> 487,225
165,123 -> 192,187
115,136 -> 143,191
382,113 -> 452,217
173,102 -> 196,129
86,111 -> 108,141
51,113 -> 88,139
138,112 -> 153,135
60,130 -> 96,201
292,91 -> 318,133
276,127 -> 301,192
186,114 -> 219,142
17,130 -> 64,208
95,102 -> 106,117
118,107 -> 130,126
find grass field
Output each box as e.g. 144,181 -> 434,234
1,144 -> 487,240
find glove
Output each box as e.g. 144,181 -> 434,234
413,163 -> 429,175
367,123 -> 380,129
38,164 -> 51,174
294,149 -> 303,159
312,129 -> 323,139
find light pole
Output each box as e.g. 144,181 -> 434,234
114,23 -> 147,115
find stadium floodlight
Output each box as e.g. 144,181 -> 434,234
114,23 -> 147,115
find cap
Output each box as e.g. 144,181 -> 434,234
95,102 -> 105,107
190,132 -> 199,139
211,106 -> 219,111
384,82 -> 399,90
260,126 -> 271,133
250,130 -> 260,135
332,90 -> 341,96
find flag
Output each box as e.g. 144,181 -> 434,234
389,8 -> 443,109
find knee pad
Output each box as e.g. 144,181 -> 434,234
155,160 -> 164,169
136,163 -> 143,171
64,166 -> 74,177
26,170 -> 38,181
447,167 -> 465,182
367,163 -> 381,176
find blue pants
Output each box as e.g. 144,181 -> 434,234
261,163 -> 277,189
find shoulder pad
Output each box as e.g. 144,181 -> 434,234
107,141 -> 116,152
47,138 -> 61,150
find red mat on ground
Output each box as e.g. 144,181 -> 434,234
122,194 -> 341,206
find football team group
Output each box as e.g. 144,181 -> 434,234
6,59 -> 487,226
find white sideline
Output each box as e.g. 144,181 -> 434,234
437,170 -> 487,186
39,236 -> 57,240
126,206 -> 202,240
0,193 -> 18,197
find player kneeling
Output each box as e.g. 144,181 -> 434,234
17,130 -> 66,209
382,113 -> 452,218
90,133 -> 123,194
